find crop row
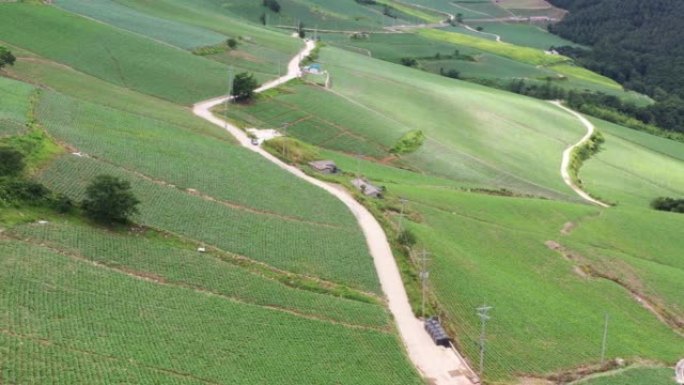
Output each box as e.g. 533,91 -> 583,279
36,155 -> 380,293
11,220 -> 389,328
37,90 -> 356,226
0,240 -> 422,385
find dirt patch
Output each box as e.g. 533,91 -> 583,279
560,221 -> 576,235
228,50 -> 263,63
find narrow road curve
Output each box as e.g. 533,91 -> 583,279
551,101 -> 611,208
194,40 -> 475,385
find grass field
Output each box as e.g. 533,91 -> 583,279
0,239 -> 423,385
577,367 -> 677,385
456,23 -> 578,50
0,3 -> 230,104
418,28 -> 569,66
579,118 -> 684,207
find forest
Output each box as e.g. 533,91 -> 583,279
547,0 -> 684,133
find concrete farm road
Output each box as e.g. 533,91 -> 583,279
552,101 -> 611,208
193,40 -> 475,385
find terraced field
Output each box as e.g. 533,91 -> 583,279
0,240 -> 421,385
0,2 -> 426,384
0,3 -> 229,104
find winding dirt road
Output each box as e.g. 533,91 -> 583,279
552,101 -> 611,208
193,40 -> 475,385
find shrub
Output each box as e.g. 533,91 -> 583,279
651,197 -> 684,213
397,229 -> 417,247
400,57 -> 418,67
82,175 -> 140,225
0,147 -> 25,177
390,130 -> 425,155
227,38 -> 238,49
262,0 -> 281,13
263,137 -> 319,164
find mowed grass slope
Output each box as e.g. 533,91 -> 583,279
0,240 -> 422,385
580,118 -> 684,207
0,3 -> 229,104
394,187 -> 683,380
236,46 -> 588,199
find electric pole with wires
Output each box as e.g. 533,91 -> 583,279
419,249 -> 431,318
477,305 -> 493,378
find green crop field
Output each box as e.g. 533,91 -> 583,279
418,28 -> 570,66
458,23 -> 578,50
0,3 -> 231,104
10,220 -> 389,328
36,154 -> 378,293
0,239 -> 422,385
0,77 -> 33,137
54,0 -> 227,49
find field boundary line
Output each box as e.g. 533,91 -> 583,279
11,235 -> 390,332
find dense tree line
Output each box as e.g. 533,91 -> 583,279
547,0 -> 684,133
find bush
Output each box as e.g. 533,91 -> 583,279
651,197 -> 684,213
0,178 -> 51,205
390,130 -> 425,155
227,38 -> 238,49
397,229 -> 417,247
263,137 -> 319,164
400,57 -> 418,67
0,147 -> 25,177
82,175 -> 140,225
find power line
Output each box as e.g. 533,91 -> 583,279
419,249 -> 431,319
477,305 -> 493,378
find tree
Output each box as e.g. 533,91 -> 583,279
456,13 -> 463,23
231,72 -> 259,102
82,175 -> 140,224
297,21 -> 306,38
259,12 -> 267,25
227,38 -> 238,49
262,0 -> 281,13
0,147 -> 25,177
0,46 -> 15,69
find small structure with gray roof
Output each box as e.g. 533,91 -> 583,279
352,178 -> 383,198
309,160 -> 338,174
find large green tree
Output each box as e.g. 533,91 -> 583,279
0,46 -> 16,69
82,175 -> 140,225
231,72 -> 258,102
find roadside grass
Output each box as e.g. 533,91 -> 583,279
549,64 -> 622,90
10,219 -> 389,328
0,239 -> 423,385
0,3 -> 229,104
417,28 -> 570,66
576,366 -> 677,385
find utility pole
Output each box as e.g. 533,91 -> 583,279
356,153 -> 361,178
398,197 -> 408,232
600,313 -> 609,365
477,305 -> 493,378
281,123 -> 289,161
224,66 -> 234,130
419,249 -> 431,319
